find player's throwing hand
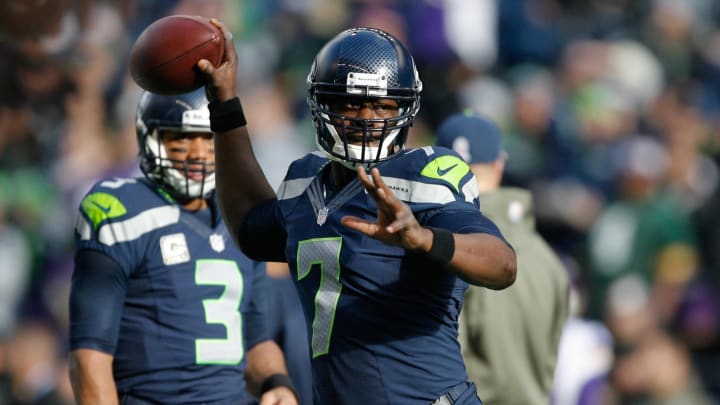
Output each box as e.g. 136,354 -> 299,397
341,166 -> 432,252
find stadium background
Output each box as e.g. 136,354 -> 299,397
0,0 -> 719,403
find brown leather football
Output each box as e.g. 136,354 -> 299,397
130,15 -> 224,95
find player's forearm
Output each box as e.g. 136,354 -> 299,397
198,19 -> 276,239
69,349 -> 119,405
244,340 -> 291,395
213,124 -> 276,240
244,341 -> 299,403
444,232 -> 517,289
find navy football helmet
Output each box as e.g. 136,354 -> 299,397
135,88 -> 215,201
307,27 -> 423,169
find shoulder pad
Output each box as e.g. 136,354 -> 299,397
378,147 -> 478,204
419,153 -> 470,193
277,153 -> 328,201
80,178 -> 144,229
80,191 -> 128,231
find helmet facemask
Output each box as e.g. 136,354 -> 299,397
136,89 -> 216,203
142,127 -> 216,202
306,27 -> 423,169
309,92 -> 418,170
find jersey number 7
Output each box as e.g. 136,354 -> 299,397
297,237 -> 343,358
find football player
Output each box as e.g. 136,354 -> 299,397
199,23 -> 517,405
68,88 -> 298,405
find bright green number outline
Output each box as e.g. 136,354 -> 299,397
194,259 -> 245,365
297,237 -> 343,358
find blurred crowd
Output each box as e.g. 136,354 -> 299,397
1,0 -> 720,404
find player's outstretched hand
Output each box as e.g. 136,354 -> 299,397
259,386 -> 298,405
196,18 -> 237,103
342,167 -> 432,251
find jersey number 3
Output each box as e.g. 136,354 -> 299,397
195,259 -> 245,365
297,237 -> 342,358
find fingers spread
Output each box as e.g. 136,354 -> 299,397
385,210 -> 414,234
341,216 -> 379,236
371,168 -> 405,210
370,168 -> 385,188
356,166 -> 374,188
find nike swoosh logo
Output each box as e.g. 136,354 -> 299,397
436,163 -> 458,176
91,201 -> 112,214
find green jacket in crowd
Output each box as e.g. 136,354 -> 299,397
459,187 -> 570,405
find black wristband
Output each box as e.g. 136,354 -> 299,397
260,373 -> 298,399
426,227 -> 455,264
208,97 -> 247,132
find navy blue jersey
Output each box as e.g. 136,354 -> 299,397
71,177 -> 268,404
245,147 -> 504,404
266,275 -> 313,405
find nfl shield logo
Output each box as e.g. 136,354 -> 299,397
317,207 -> 329,226
209,234 -> 225,252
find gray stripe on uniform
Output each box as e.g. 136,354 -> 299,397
98,205 -> 179,246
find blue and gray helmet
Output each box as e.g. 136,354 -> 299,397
307,27 -> 423,169
135,88 -> 215,201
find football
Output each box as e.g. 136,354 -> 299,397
129,15 -> 224,95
